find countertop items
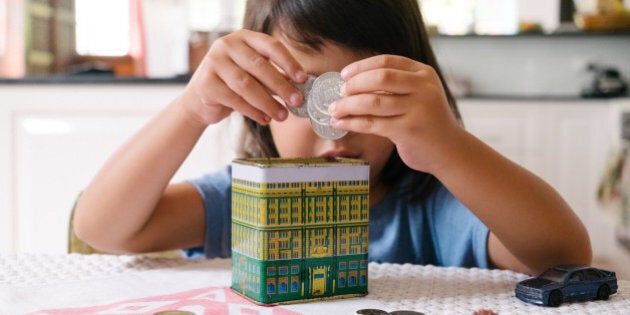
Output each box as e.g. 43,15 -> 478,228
515,265 -> 618,307
1,254 -> 629,314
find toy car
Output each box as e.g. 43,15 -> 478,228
515,265 -> 618,307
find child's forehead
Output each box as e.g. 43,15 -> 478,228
271,29 -> 323,55
272,30 -> 369,75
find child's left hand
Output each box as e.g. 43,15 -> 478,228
329,54 -> 462,173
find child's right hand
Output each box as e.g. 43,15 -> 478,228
180,29 -> 307,126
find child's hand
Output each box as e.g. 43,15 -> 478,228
181,29 -> 306,126
329,55 -> 461,173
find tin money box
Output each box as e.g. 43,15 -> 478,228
231,157 -> 370,304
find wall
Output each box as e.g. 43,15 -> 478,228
432,35 -> 630,97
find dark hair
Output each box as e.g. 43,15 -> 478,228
239,0 -> 461,202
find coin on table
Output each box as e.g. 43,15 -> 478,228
289,74 -> 317,117
356,309 -> 390,315
389,311 -> 425,315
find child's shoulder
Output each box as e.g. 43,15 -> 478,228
187,165 -> 232,191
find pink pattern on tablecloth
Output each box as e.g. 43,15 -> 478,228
27,286 -> 300,315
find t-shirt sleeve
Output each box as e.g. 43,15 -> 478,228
183,166 -> 232,259
430,186 -> 490,269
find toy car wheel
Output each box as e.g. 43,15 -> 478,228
548,290 -> 563,307
597,284 -> 611,300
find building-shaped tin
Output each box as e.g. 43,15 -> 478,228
231,157 -> 370,304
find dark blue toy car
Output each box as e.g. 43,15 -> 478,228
515,265 -> 618,307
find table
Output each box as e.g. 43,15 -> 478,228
1,254 -> 628,314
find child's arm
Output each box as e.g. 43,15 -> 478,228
73,30 -> 305,253
331,55 -> 591,275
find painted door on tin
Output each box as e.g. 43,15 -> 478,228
311,266 -> 327,295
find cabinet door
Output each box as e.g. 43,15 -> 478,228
1,84 -> 237,253
542,103 -> 613,255
14,112 -> 152,253
459,100 -> 546,178
460,99 -> 620,261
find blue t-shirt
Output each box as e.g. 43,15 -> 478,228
185,166 -> 489,268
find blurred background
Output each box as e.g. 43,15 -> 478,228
0,0 -> 629,278
0,0 -> 628,83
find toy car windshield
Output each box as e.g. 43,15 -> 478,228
538,268 -> 568,283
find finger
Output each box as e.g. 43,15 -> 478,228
341,54 -> 421,80
329,94 -> 405,119
330,115 -> 398,137
344,68 -> 422,95
242,30 -> 306,83
230,42 -> 303,108
215,58 -> 288,121
201,73 -> 273,125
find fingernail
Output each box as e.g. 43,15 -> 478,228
328,101 -> 336,114
340,67 -> 349,79
290,93 -> 301,107
330,117 -> 340,127
295,71 -> 306,83
277,108 -> 288,120
340,83 -> 346,96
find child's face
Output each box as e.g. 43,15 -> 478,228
269,32 -> 395,183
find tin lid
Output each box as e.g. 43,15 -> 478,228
232,157 -> 368,168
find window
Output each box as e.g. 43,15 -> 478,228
279,266 -> 288,275
569,272 -> 583,282
267,282 -> 275,294
279,278 -> 288,293
267,267 -> 276,276
291,277 -> 298,292
585,269 -> 601,281
75,0 -> 130,56
338,274 -> 346,287
349,275 -> 357,286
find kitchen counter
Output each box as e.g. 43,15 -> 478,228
0,74 -> 190,85
460,95 -> 630,102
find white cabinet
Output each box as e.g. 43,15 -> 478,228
459,100 -> 546,177
460,99 -> 630,273
0,84 -> 238,254
2,87 -> 629,272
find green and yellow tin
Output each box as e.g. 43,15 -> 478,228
231,157 -> 370,304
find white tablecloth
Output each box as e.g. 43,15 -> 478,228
0,254 -> 628,314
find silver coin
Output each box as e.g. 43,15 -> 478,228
307,96 -> 331,124
309,72 -> 344,116
289,74 -> 316,117
305,72 -> 347,139
310,114 -> 347,140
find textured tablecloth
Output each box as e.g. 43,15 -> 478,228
0,254 -> 628,314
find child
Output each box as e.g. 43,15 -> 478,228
73,0 -> 591,275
